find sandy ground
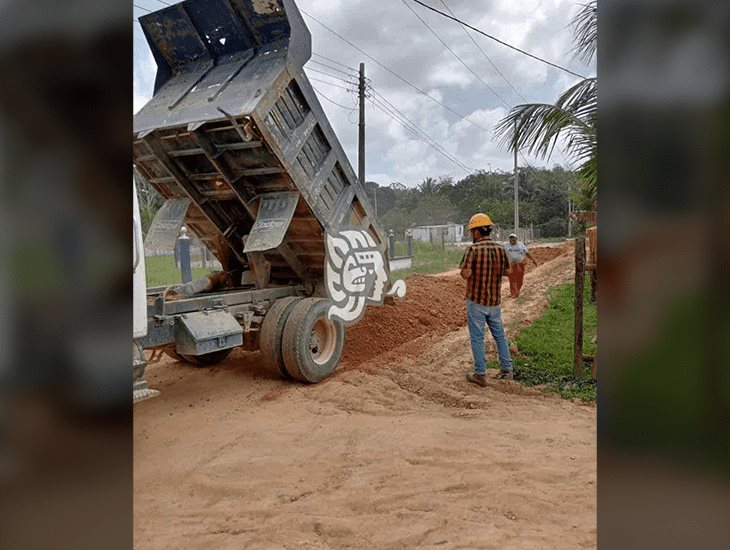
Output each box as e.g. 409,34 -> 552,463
135,243 -> 596,549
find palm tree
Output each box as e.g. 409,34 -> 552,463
418,176 -> 438,195
494,1 -> 596,209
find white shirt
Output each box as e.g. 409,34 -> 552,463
503,241 -> 528,264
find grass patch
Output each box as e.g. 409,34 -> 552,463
145,255 -> 214,287
392,241 -> 466,279
512,276 -> 597,400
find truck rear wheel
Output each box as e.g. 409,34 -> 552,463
259,296 -> 301,378
163,346 -> 184,362
180,348 -> 233,366
282,298 -> 344,383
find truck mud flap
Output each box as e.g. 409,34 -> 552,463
143,197 -> 191,253
174,309 -> 243,356
243,192 -> 299,253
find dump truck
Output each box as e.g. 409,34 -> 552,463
132,0 -> 405,400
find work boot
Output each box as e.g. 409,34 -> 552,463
466,372 -> 487,387
497,370 -> 514,380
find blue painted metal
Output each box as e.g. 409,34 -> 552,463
178,231 -> 193,283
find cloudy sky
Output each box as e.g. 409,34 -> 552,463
133,0 -> 595,187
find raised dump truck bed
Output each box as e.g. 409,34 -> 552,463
133,0 -> 404,394
133,0 -> 384,286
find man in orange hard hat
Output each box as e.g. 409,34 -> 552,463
459,213 -> 514,386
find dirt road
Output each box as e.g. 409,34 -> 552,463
135,243 -> 596,549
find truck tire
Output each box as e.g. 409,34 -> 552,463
163,347 -> 184,362
282,298 -> 345,383
180,348 -> 232,366
259,296 -> 301,378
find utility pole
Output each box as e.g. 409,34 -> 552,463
568,197 -> 573,237
513,126 -> 519,234
358,62 -> 365,186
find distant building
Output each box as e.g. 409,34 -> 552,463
410,223 -> 465,244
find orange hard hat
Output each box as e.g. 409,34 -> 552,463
467,213 -> 493,230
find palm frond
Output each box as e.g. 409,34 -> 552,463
494,1 -> 597,206
555,77 -> 597,120
494,76 -> 596,161
493,103 -> 584,160
571,1 -> 597,65
494,83 -> 595,155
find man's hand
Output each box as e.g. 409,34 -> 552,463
460,268 -> 471,280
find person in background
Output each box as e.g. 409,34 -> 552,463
460,213 -> 514,386
503,233 -> 537,298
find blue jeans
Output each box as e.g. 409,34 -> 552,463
466,300 -> 513,375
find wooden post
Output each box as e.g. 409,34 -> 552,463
586,226 -> 598,304
589,270 -> 598,303
574,236 -> 586,377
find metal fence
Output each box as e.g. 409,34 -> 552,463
145,235 -> 222,271
490,226 -> 541,243
391,226 -> 542,247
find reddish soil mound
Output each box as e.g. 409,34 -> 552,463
525,245 -> 569,272
341,275 -> 467,366
340,244 -> 569,367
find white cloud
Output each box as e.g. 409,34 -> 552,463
132,0 -> 594,186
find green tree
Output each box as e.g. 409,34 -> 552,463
134,167 -> 163,237
411,193 -> 459,225
494,1 -> 596,210
530,166 -> 574,223
418,176 -> 438,195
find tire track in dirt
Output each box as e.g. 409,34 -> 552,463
320,243 -> 576,415
134,241 -> 596,550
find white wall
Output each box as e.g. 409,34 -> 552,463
411,224 -> 464,244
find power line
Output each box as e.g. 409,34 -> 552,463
439,0 -> 528,103
307,77 -> 355,91
408,0 -> 586,79
305,66 -> 358,85
312,87 -> 356,111
370,96 -> 473,172
308,59 -> 358,78
368,86 -> 475,172
300,8 -> 490,133
134,4 -> 152,12
432,1 -> 576,168
370,95 -> 469,170
368,86 -> 472,170
312,53 -> 359,73
401,0 -> 509,110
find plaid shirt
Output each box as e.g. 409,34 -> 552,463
459,237 -> 510,306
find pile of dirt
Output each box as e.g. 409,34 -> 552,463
341,244 -> 570,367
525,243 -> 570,272
135,245 -> 596,549
341,274 -> 467,366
